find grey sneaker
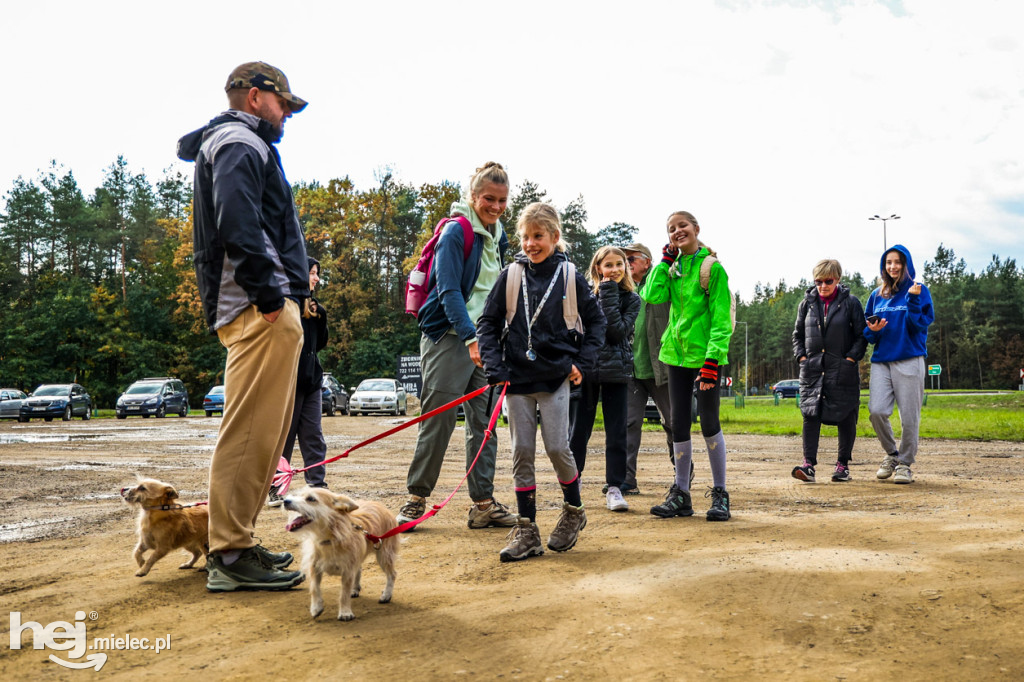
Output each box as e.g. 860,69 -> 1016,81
876,454 -> 899,480
606,486 -> 628,512
499,518 -> 544,563
468,497 -> 518,529
893,464 -> 914,484
253,544 -> 293,570
267,488 -> 284,508
547,502 -> 587,552
206,548 -> 304,592
397,495 -> 426,530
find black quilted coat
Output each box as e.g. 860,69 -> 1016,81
593,280 -> 641,384
792,285 -> 867,424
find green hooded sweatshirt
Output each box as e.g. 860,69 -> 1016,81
450,199 -> 503,337
638,247 -> 732,367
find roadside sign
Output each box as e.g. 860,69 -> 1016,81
724,377 -> 733,387
396,355 -> 422,397
927,365 -> 941,376
1020,367 -> 1023,380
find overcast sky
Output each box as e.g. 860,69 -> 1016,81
4,0 -> 1021,300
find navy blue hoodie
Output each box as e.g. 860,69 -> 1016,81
863,244 -> 935,363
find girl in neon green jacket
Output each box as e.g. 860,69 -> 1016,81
640,210 -> 734,521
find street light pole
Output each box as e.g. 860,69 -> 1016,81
868,214 -> 900,250
736,321 -> 749,396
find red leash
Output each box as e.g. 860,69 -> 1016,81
272,383 -> 499,494
363,382 -> 509,541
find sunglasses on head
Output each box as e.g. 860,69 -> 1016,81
814,278 -> 836,286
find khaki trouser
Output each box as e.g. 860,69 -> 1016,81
209,300 -> 302,553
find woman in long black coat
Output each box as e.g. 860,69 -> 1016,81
791,259 -> 867,483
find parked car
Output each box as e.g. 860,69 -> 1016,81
771,379 -> 800,399
350,378 -> 407,416
19,383 -> 92,422
645,386 -> 699,424
0,388 -> 29,419
321,374 -> 349,416
115,378 -> 190,419
203,385 -> 225,417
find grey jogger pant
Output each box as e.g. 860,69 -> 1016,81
507,379 -> 579,490
869,356 -> 925,466
281,384 -> 327,488
624,376 -> 674,488
405,333 -> 498,502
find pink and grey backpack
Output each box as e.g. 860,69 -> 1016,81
404,216 -> 474,317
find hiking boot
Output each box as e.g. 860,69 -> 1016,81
206,548 -> 304,592
499,518 -> 544,563
620,485 -> 641,496
791,461 -> 816,483
468,497 -> 518,529
831,462 -> 852,482
547,502 -> 587,552
253,544 -> 294,570
606,486 -> 628,512
396,495 -> 426,528
706,486 -> 731,522
650,488 -> 694,518
876,454 -> 899,480
267,487 -> 284,508
893,464 -> 914,484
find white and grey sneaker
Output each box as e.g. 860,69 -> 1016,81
893,464 -> 914,484
876,454 -> 899,480
606,486 -> 628,512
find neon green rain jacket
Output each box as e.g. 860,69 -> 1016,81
638,247 -> 732,367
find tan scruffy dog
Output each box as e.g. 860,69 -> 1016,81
284,487 -> 399,621
121,477 -> 209,577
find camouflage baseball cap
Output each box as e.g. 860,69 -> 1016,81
225,61 -> 308,113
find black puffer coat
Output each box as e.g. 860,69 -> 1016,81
592,280 -> 641,384
792,285 -> 867,424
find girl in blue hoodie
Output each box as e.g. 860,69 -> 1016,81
863,245 -> 935,484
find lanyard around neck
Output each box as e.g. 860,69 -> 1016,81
521,264 -> 562,359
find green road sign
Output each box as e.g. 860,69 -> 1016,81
928,364 -> 941,375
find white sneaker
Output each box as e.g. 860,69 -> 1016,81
893,464 -> 914,484
606,486 -> 628,512
876,454 -> 899,480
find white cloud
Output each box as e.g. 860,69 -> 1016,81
2,0 -> 1021,299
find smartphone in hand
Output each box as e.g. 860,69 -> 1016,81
866,315 -> 880,324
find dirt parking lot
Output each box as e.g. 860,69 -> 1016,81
1,414 -> 1023,680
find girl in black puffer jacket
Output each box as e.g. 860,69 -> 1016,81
569,246 -> 641,511
791,259 -> 867,484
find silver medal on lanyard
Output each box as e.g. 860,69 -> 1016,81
521,264 -> 562,362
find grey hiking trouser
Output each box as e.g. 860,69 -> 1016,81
507,379 -> 578,491
625,376 -> 674,488
405,333 -> 498,502
869,356 -> 925,466
281,384 -> 327,488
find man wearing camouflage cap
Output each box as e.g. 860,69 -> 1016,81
177,61 -> 310,592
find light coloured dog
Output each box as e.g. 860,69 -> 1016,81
120,477 -> 208,577
284,487 -> 399,621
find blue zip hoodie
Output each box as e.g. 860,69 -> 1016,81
863,244 -> 935,363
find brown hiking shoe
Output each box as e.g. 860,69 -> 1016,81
498,518 -> 544,562
547,502 -> 587,552
468,497 -> 518,529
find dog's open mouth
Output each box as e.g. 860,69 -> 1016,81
286,515 -> 311,532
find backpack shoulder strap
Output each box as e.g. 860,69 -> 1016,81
505,263 -> 524,325
563,262 -> 582,332
699,255 -> 718,296
449,216 -> 475,260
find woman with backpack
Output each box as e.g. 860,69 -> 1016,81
640,211 -> 734,521
396,162 -> 517,531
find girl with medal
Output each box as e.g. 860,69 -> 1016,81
477,203 -> 607,562
568,246 -> 641,512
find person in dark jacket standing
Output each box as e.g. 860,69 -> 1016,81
396,163 -> 517,531
269,257 -> 330,506
569,246 -> 641,512
791,260 -> 867,483
622,243 -> 676,495
177,61 -> 308,592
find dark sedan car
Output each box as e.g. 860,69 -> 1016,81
19,383 -> 92,422
321,374 -> 349,416
0,388 -> 29,419
771,379 -> 800,399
